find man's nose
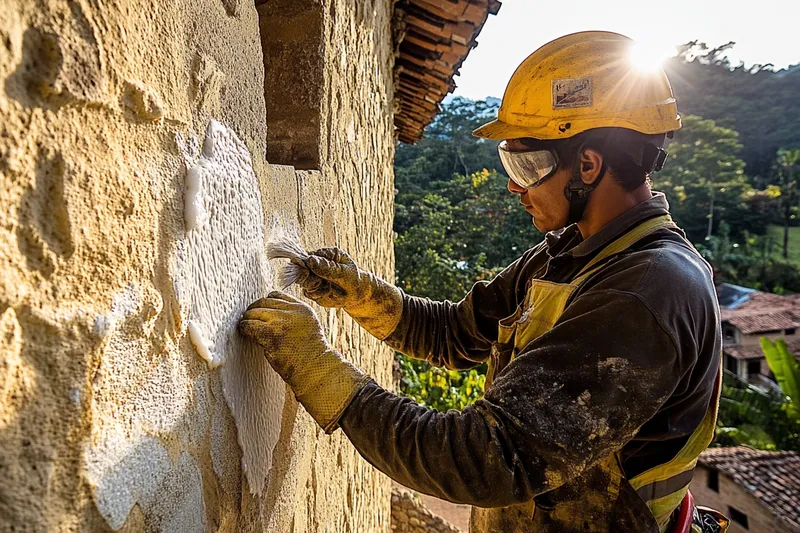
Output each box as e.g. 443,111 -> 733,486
508,178 -> 527,194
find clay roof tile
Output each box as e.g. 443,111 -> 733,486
393,0 -> 501,142
699,447 -> 800,532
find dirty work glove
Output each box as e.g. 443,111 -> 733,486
238,291 -> 371,433
291,248 -> 403,341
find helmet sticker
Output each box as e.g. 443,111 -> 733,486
552,78 -> 593,109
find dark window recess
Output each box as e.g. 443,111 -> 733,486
747,360 -> 762,377
729,507 -> 749,529
707,470 -> 719,492
786,328 -> 796,335
257,0 -> 324,170
725,355 -> 738,374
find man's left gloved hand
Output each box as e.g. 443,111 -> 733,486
238,290 -> 371,433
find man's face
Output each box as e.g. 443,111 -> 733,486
504,139 -> 572,232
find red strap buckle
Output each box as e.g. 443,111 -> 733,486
673,490 -> 695,533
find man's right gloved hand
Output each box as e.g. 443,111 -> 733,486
291,248 -> 403,341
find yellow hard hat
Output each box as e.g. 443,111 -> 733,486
473,31 -> 681,140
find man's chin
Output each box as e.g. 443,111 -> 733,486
532,216 -> 564,233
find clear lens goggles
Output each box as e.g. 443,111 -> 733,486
498,141 -> 559,189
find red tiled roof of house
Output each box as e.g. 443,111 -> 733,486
724,339 -> 800,360
723,344 -> 767,360
720,291 -> 800,319
719,289 -> 800,334
392,0 -> 501,143
728,310 -> 800,335
700,446 -> 800,532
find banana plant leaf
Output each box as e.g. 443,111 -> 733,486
760,338 -> 800,420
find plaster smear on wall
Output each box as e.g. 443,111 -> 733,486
85,121 -> 289,530
174,120 -> 286,496
87,434 -> 205,532
85,283 -> 202,531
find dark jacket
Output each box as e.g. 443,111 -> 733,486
339,193 -> 722,532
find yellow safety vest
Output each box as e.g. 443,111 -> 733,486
484,215 -> 722,532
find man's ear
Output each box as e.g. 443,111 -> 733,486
579,148 -> 604,185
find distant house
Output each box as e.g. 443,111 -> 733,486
691,446 -> 800,533
717,283 -> 800,389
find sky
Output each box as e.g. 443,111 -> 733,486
453,0 -> 800,100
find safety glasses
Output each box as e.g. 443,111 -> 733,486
498,141 -> 560,189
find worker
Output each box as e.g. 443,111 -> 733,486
239,31 -> 728,533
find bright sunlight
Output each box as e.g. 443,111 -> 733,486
628,40 -> 678,72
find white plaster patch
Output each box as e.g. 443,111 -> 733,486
143,452 -> 206,533
86,433 -> 171,529
134,357 -> 192,433
86,434 -> 205,532
85,283 -> 198,529
187,320 -> 215,368
173,120 -> 286,496
184,165 -> 209,231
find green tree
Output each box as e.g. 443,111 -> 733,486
760,338 -> 800,420
394,167 -> 538,410
714,370 -> 800,451
394,97 -> 500,213
397,358 -> 486,412
693,219 -> 800,293
654,115 -> 756,242
665,42 -> 800,177
394,98 -> 541,410
775,149 -> 800,259
714,339 -> 800,451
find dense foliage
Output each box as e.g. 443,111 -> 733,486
665,42 -> 800,177
393,97 -> 537,410
715,370 -> 800,451
715,339 -> 800,451
655,115 -> 761,241
393,46 -> 800,433
394,97 -> 537,303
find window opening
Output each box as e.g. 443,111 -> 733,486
728,506 -> 749,529
256,0 -> 324,169
707,470 -> 719,492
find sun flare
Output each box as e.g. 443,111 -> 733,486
629,40 -> 677,72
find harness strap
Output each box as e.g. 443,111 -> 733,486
630,370 -> 723,531
564,213 -> 718,531
572,214 -> 677,287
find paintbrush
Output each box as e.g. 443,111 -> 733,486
266,236 -> 310,288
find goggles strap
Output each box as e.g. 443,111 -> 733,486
563,143 -> 608,225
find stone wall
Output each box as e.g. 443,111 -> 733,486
0,0 -> 395,531
391,488 -> 463,533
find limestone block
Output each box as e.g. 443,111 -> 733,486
0,0 -> 395,531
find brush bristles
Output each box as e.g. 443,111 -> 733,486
266,236 -> 309,289
278,264 -> 305,289
266,237 -> 309,261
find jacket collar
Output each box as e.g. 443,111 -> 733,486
545,192 -> 671,258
